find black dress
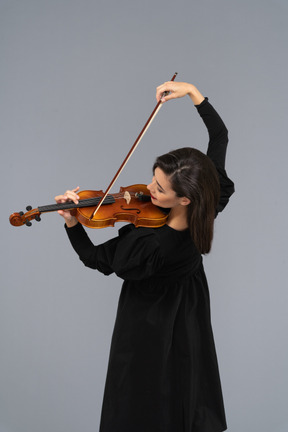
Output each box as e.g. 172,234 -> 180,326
65,98 -> 235,432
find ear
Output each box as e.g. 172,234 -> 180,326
180,196 -> 191,206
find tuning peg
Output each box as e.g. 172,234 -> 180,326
26,205 -> 32,211
25,220 -> 32,227
19,211 -> 24,216
35,215 -> 41,222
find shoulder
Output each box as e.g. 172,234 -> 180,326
117,224 -> 162,258
118,224 -> 195,256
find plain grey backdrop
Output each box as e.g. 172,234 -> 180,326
1,0 -> 287,431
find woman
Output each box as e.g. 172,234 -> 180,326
55,81 -> 234,432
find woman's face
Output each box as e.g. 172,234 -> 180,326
147,167 -> 188,209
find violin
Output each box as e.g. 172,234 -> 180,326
9,73 -> 178,230
9,185 -> 168,228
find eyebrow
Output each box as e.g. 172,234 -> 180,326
155,178 -> 165,192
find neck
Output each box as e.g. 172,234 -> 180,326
166,206 -> 189,231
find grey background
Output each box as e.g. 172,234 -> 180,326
1,0 -> 287,431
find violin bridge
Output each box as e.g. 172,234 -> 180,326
124,191 -> 131,205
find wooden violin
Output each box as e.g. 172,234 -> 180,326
9,73 -> 177,230
9,185 -> 168,229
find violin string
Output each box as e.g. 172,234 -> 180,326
38,190 -> 151,214
38,193 -> 148,214
39,196 -> 115,213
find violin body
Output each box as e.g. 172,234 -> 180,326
75,185 -> 168,229
9,184 -> 168,229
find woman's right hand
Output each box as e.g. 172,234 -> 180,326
55,187 -> 80,227
156,81 -> 205,105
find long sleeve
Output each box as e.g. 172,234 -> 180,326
64,222 -> 164,280
65,222 -> 119,275
195,97 -> 235,213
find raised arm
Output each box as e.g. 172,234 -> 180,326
195,98 -> 235,213
157,81 -> 227,169
156,80 -> 234,213
195,97 -> 229,170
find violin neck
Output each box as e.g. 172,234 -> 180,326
38,196 -> 115,214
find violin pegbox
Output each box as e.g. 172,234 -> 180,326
9,206 -> 41,227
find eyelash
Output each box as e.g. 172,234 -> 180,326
152,175 -> 164,194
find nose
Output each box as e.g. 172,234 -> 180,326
147,178 -> 155,192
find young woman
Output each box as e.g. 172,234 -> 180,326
55,81 -> 234,432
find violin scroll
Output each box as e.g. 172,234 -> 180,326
9,207 -> 41,227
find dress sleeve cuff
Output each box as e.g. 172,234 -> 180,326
64,222 -> 88,243
64,222 -> 80,232
194,96 -> 209,108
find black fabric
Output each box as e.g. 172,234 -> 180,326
65,98 -> 234,432
195,97 -> 235,214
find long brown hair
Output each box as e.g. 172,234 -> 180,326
153,147 -> 220,254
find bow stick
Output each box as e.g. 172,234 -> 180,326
90,72 -> 178,220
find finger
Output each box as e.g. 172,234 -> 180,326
55,194 -> 67,203
156,82 -> 177,102
66,187 -> 80,199
160,92 -> 177,102
64,191 -> 79,204
55,191 -> 79,205
58,187 -> 80,203
156,81 -> 173,91
55,194 -> 73,203
156,82 -> 172,102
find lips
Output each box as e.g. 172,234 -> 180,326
150,194 -> 156,200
